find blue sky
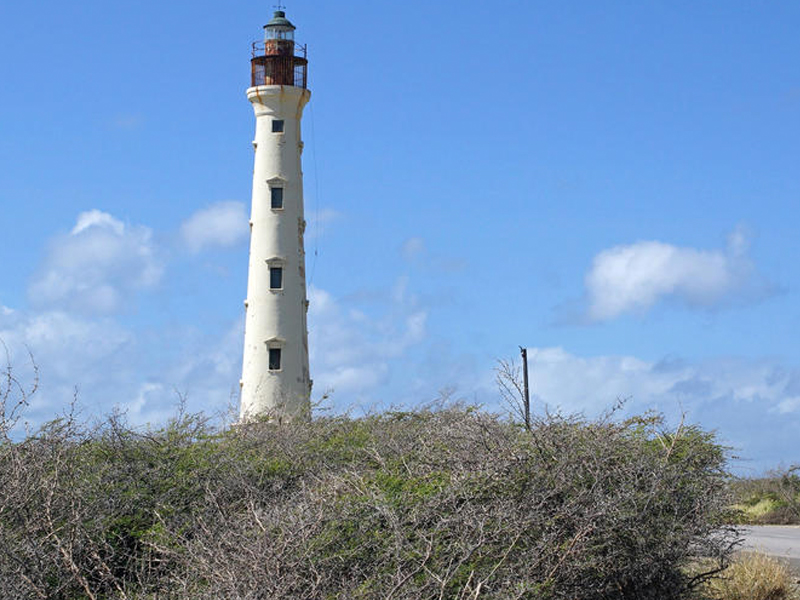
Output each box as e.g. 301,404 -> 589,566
1,1 -> 798,472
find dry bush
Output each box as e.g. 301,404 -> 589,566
0,361 -> 739,599
702,552 -> 798,600
166,411 -> 738,600
732,470 -> 800,525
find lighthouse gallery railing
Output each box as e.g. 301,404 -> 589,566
250,42 -> 308,89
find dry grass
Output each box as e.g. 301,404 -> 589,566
735,498 -> 783,521
703,552 -> 799,600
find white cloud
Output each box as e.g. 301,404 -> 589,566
0,306 -> 135,418
519,348 -> 778,414
29,210 -> 162,314
308,281 -> 428,400
5,208 -> 433,426
584,227 -> 765,321
499,346 -> 797,420
8,208 -> 797,471
447,345 -> 800,472
180,201 -> 249,254
119,383 -> 178,426
18,311 -> 132,369
4,288 -> 800,471
5,205 -> 251,426
506,347 -> 800,470
324,364 -> 390,394
71,210 -> 125,236
162,317 -> 244,411
0,303 -> 243,428
775,397 -> 800,414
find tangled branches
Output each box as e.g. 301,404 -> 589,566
0,367 -> 738,599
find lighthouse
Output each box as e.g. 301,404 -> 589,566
240,9 -> 312,421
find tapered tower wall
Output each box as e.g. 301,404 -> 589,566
240,84 -> 312,420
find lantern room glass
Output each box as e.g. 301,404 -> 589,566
265,26 -> 294,41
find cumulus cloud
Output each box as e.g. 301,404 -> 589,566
584,227 -> 767,321
4,286 -> 800,471
0,305 -> 135,417
7,208 -> 435,426
72,210 -> 125,236
0,302 -> 243,428
120,383 -> 176,425
308,281 -> 428,400
180,201 -> 249,254
505,347 -> 800,470
516,347 -> 795,414
13,311 -> 132,371
29,211 -> 162,314
776,397 -> 800,414
9,208 -> 797,470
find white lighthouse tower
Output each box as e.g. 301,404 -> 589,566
240,9 -> 312,421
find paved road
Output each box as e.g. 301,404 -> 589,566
740,526 -> 800,572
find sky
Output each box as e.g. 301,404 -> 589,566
0,1 -> 798,473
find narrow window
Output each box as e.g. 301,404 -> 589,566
272,119 -> 285,133
268,348 -> 282,371
271,187 -> 284,209
270,266 -> 283,290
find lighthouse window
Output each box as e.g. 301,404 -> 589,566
271,187 -> 284,209
270,266 -> 283,290
268,348 -> 282,371
272,119 -> 285,133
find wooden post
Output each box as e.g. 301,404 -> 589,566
520,347 -> 531,431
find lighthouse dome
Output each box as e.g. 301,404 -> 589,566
265,11 -> 296,31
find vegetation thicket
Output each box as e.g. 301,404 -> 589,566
730,470 -> 800,525
0,362 -> 739,599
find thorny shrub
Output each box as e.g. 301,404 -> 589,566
0,362 -> 739,599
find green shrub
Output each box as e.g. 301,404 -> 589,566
729,471 -> 800,525
0,388 -> 737,599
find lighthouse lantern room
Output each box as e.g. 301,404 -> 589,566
251,10 -> 308,89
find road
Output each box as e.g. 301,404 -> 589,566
740,525 -> 800,572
